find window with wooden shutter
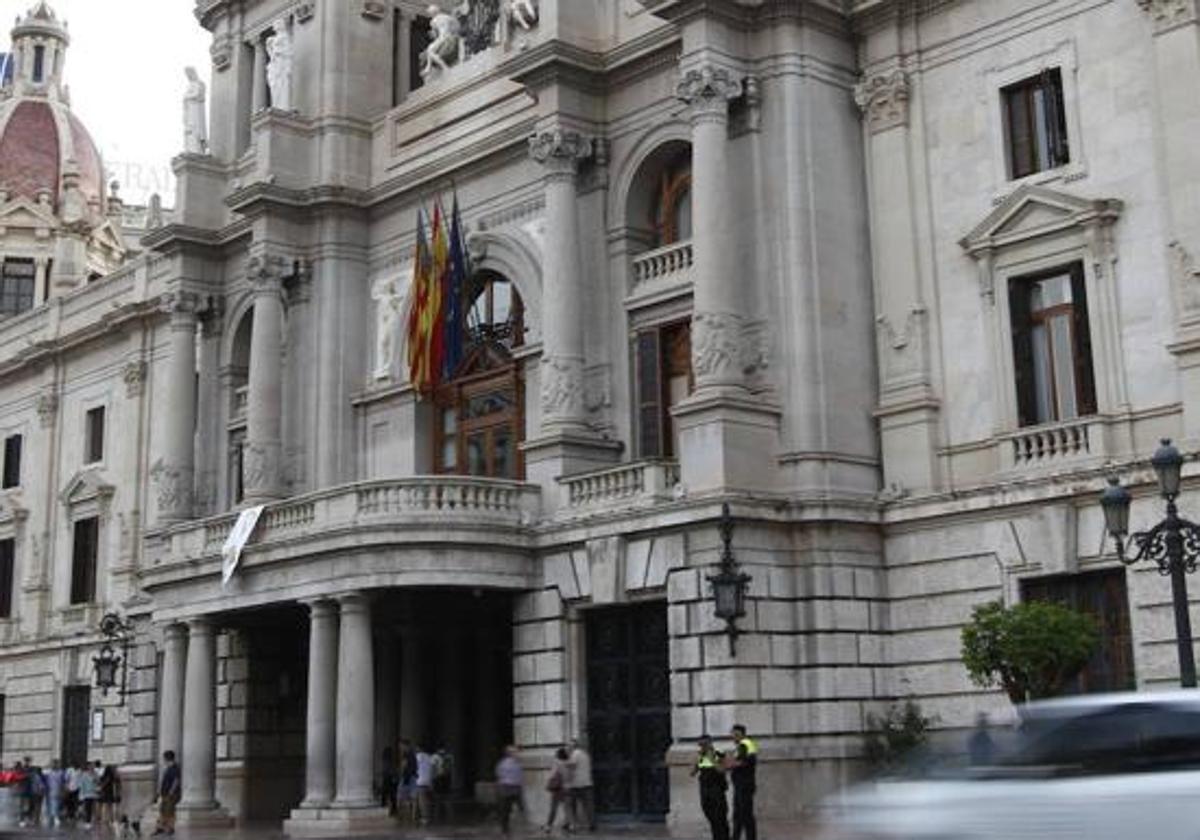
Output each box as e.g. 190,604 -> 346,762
70,517 -> 98,605
1002,68 -> 1069,180
635,331 -> 664,458
0,538 -> 13,618
1009,262 -> 1096,427
635,321 -> 693,459
1,434 -> 20,489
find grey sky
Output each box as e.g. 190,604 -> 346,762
1,0 -> 211,204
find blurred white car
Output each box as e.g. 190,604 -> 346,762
817,690 -> 1200,840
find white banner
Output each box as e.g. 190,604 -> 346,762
222,505 -> 265,586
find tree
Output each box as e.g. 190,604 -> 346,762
961,600 -> 1098,705
863,699 -> 937,773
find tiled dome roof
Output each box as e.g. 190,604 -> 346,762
0,99 -> 105,207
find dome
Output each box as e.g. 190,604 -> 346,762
0,98 -> 105,207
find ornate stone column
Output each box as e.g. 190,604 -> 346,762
677,65 -> 747,393
671,65 -> 781,494
853,68 -> 941,493
334,592 -> 375,808
529,129 -> 592,432
177,618 -> 232,826
152,292 -> 199,523
252,37 -> 269,113
157,624 -> 188,763
244,254 -> 286,503
301,599 -> 338,807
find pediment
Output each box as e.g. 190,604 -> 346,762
89,218 -> 127,255
0,490 -> 30,524
59,468 -> 116,512
960,184 -> 1122,257
0,195 -> 59,231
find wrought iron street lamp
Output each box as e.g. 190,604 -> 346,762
1100,438 -> 1198,688
708,503 -> 751,657
92,612 -> 134,703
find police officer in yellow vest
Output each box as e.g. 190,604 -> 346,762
728,725 -> 758,840
690,735 -> 729,840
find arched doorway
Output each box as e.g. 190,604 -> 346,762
434,270 -> 525,479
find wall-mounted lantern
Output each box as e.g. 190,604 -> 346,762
707,503 -> 752,657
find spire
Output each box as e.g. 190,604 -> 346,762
10,1 -> 70,100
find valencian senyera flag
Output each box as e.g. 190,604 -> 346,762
405,193 -> 471,396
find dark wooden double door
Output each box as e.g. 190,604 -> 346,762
586,602 -> 671,821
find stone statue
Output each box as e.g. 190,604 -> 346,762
498,0 -> 537,45
372,274 -> 405,380
183,66 -> 208,154
266,20 -> 293,111
421,3 -> 468,79
147,193 -> 164,229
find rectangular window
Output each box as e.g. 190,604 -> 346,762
0,694 -> 5,758
0,538 -> 13,619
0,258 -> 36,317
2,434 -> 20,489
409,15 -> 430,94
70,517 -> 98,605
32,44 -> 45,83
1022,569 -> 1135,694
635,321 -> 693,458
61,686 -> 90,768
85,406 -> 105,464
1009,263 -> 1095,427
1003,68 -> 1069,180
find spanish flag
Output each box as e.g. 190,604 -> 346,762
405,208 -> 433,391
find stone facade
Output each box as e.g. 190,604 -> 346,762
3,0 -> 1200,833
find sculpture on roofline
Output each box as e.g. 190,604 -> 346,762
497,0 -> 538,46
265,19 -> 293,111
421,2 -> 470,79
182,66 -> 208,154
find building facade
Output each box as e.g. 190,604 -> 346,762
1,0 -> 1199,832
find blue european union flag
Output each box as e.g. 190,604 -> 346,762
444,194 -> 469,378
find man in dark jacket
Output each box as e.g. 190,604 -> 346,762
152,751 -> 181,836
727,725 -> 758,840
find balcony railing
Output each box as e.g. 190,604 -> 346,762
560,460 -> 681,514
631,241 -> 694,292
176,476 -> 543,562
1003,417 -> 1096,468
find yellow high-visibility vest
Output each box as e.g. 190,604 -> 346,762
739,737 -> 759,756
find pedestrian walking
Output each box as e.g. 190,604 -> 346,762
691,736 -> 729,840
152,750 -> 181,836
64,762 -> 80,824
98,760 -> 121,828
543,746 -> 571,833
77,761 -> 98,828
397,739 -> 418,822
415,743 -> 434,826
496,745 -> 524,836
380,746 -> 398,815
44,760 -> 65,828
727,724 -> 758,840
27,759 -> 45,827
566,738 -> 594,832
13,760 -> 30,827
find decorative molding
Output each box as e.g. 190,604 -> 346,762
211,34 -> 232,72
122,360 -> 147,398
854,69 -> 910,133
675,65 -> 743,124
246,252 -> 290,294
731,75 -> 763,136
528,129 -> 594,178
1170,241 -> 1200,315
150,460 -> 194,518
59,470 -> 116,521
1137,0 -> 1199,34
295,1 -> 316,23
242,441 -> 280,497
361,0 -> 387,20
876,308 -> 930,389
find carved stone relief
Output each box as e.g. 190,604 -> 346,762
854,70 -> 910,133
36,391 -> 59,428
692,311 -> 744,383
876,308 -> 930,389
540,356 -> 585,420
151,460 -> 193,517
1138,0 -> 1199,33
676,65 -> 743,123
1170,241 -> 1200,313
242,441 -> 280,496
122,359 -> 147,398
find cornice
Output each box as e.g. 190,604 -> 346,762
637,0 -> 849,35
849,0 -> 959,35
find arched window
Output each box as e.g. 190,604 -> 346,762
651,151 -> 692,247
435,271 -> 525,479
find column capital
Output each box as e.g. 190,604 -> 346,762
162,622 -> 189,643
161,290 -> 202,321
676,65 -> 743,125
1138,0 -> 1199,34
246,252 -> 290,294
334,590 -> 370,611
301,597 -> 339,617
854,69 -> 910,134
186,616 -> 215,634
529,129 -> 594,179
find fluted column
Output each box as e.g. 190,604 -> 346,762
301,599 -> 339,808
179,619 -> 217,812
676,66 -> 746,393
529,129 -> 593,432
334,592 -> 375,807
153,293 -> 199,523
157,624 -> 188,763
244,254 -> 286,503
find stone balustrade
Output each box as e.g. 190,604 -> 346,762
631,240 -> 694,292
559,460 -> 681,514
1002,417 -> 1098,469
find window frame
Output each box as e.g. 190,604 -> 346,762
70,515 -> 99,606
1002,68 -> 1070,181
985,41 -> 1086,195
0,258 -> 36,318
633,318 -> 694,460
1,434 -> 20,489
0,537 -> 13,619
84,405 -> 106,466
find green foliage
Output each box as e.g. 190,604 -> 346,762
961,600 -> 1099,705
863,699 -> 936,772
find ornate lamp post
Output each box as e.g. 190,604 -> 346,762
708,503 -> 752,656
1100,438 -> 1198,688
92,612 -> 134,703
